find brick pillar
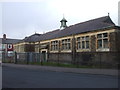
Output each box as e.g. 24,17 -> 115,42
109,32 -> 117,52
24,44 -> 27,52
91,35 -> 96,52
72,35 -> 76,64
116,32 -> 120,52
57,40 -> 61,64
47,42 -> 50,62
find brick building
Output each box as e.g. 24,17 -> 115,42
14,15 -> 120,65
14,33 -> 41,53
0,34 -> 20,63
0,34 -> 21,54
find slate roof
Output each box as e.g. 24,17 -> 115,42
19,33 -> 41,43
35,30 -> 60,42
54,16 -> 115,38
16,16 -> 117,43
35,16 -> 116,42
0,38 -> 21,44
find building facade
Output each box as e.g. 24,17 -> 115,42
0,34 -> 21,54
14,16 -> 120,65
14,33 -> 41,53
0,34 -> 21,63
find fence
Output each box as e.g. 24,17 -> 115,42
2,52 -> 120,69
2,52 -> 40,64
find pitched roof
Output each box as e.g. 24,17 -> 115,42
16,16 -> 116,43
36,16 -> 115,41
53,16 -> 115,38
20,33 -> 41,42
35,30 -> 60,42
0,38 -> 21,44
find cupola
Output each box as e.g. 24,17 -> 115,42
60,17 -> 67,30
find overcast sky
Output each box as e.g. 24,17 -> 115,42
0,0 -> 119,39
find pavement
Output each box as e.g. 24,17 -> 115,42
2,63 -> 119,76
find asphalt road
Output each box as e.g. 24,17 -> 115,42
2,65 -> 118,88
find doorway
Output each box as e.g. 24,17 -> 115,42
41,51 -> 47,62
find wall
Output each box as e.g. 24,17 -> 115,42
116,31 -> 120,52
36,28 -> 116,54
90,35 -> 96,52
48,53 -> 72,63
109,30 -> 120,52
109,32 -> 117,52
24,44 -> 35,52
47,52 -> 119,68
75,52 -> 119,66
2,51 -> 119,69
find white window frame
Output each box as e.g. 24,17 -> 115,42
51,40 -> 59,51
96,33 -> 109,51
76,36 -> 90,50
61,39 -> 71,50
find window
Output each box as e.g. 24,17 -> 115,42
51,40 -> 58,51
35,45 -> 39,52
97,33 -> 109,49
61,39 -> 71,50
77,36 -> 90,50
86,36 -> 89,49
98,40 -> 102,48
77,37 -> 81,49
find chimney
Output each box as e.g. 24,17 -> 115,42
3,34 -> 6,39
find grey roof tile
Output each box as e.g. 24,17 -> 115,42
38,16 -> 115,41
17,16 -> 117,43
0,38 -> 21,44
20,33 -> 41,43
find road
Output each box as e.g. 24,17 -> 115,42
2,65 -> 118,88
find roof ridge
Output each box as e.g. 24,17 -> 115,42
42,29 -> 60,35
15,16 -> 116,43
81,16 -> 109,23
63,16 -> 114,31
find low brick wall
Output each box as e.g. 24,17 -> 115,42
48,53 -> 72,63
75,52 -> 119,66
48,52 -> 120,68
2,52 -> 119,68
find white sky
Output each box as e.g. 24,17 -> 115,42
0,0 -> 119,39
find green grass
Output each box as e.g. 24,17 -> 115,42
28,62 -> 98,69
28,62 -> 118,69
3,60 -> 118,69
2,60 -> 14,63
